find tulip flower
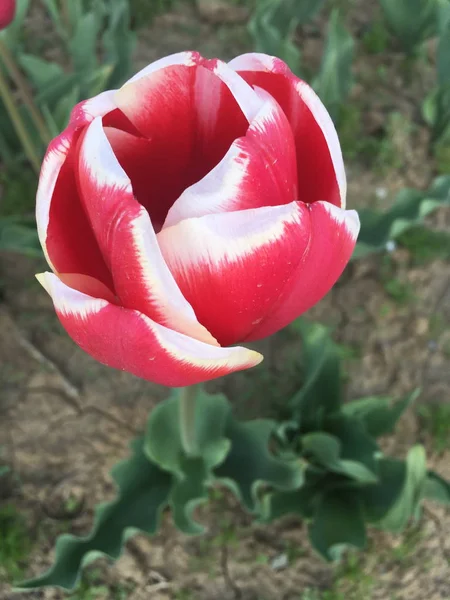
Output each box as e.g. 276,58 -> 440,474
36,52 -> 359,386
0,0 -> 15,30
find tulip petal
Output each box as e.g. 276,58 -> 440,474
244,202 -> 360,341
229,53 -> 346,209
37,272 -> 263,387
36,90 -> 121,288
77,117 -> 217,345
158,202 -> 313,346
164,88 -> 298,228
113,52 -> 265,228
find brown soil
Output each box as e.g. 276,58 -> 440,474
1,1 -> 449,599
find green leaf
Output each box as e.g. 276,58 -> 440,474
145,389 -> 231,478
270,0 -> 326,35
313,9 -> 354,122
68,11 -> 102,80
309,491 -> 367,561
144,390 -> 231,533
302,433 -> 341,466
378,445 -> 427,532
16,438 -> 172,591
17,55 -> 65,91
360,457 -> 407,522
342,389 -> 418,438
301,432 -> 378,484
101,0 -> 136,88
354,175 -> 450,258
146,390 -> 303,521
324,415 -> 379,472
248,0 -> 302,74
260,484 -> 317,521
216,418 -> 304,511
289,320 -> 342,427
423,471 -> 450,505
379,0 -> 438,53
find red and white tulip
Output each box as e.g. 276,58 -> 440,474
36,51 -> 359,387
0,0 -> 15,30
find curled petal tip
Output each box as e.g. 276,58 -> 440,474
35,272 -> 50,295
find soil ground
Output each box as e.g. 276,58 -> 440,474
1,1 -> 449,599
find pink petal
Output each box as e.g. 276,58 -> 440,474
229,53 -> 346,209
36,125 -> 113,289
36,90 -> 121,288
36,272 -> 263,387
157,202 -> 313,346
77,117 -> 217,345
113,52 -> 264,229
164,88 -> 298,228
245,202 -> 360,341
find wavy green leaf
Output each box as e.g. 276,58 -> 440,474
146,390 -> 303,522
309,490 -> 367,561
342,389 -> 419,438
216,418 -> 304,511
17,438 -> 171,591
423,471 -> 450,505
378,445 -> 427,532
289,320 -> 342,427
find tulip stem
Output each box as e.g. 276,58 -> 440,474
179,385 -> 199,456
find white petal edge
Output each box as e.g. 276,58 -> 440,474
37,271 -> 263,370
36,89 -> 118,269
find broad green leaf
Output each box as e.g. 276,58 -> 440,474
354,175 -> 450,258
216,418 -> 304,511
270,0 -> 326,35
302,433 -> 341,466
16,438 -> 171,591
17,55 -> 65,91
146,390 -> 303,519
260,484 -> 317,521
289,320 -> 342,427
309,491 -> 367,561
35,73 -> 79,108
102,0 -> 136,88
248,0 -> 302,74
342,389 -> 418,438
145,390 -> 230,533
313,9 -> 354,122
378,445 -> 427,532
423,471 -> 450,505
301,432 -> 378,484
379,0 -> 438,53
68,12 -> 102,79
360,457 -> 407,522
324,415 -> 379,472
144,389 -> 231,477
